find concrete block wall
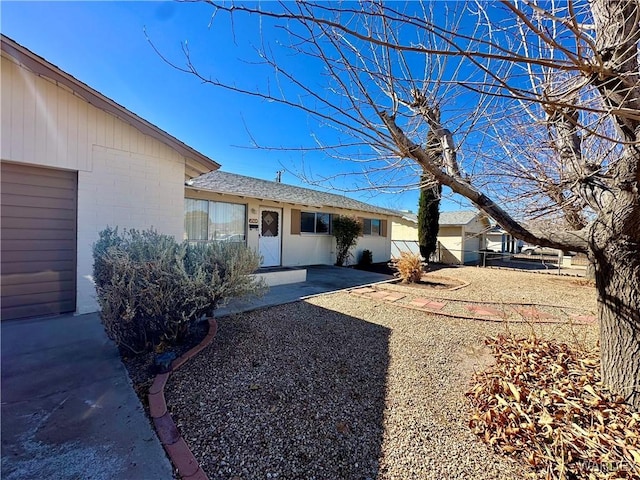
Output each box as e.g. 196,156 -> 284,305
2,54 -> 189,314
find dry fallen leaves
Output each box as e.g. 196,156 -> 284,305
466,335 -> 640,479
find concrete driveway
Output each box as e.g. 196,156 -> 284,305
1,313 -> 173,480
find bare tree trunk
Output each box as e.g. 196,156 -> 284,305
593,243 -> 640,409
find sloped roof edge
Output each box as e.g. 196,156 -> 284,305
1,34 -> 220,176
188,170 -> 401,217
439,210 -> 489,226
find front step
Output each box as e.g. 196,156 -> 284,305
251,267 -> 307,287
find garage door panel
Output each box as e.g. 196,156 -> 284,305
3,206 -> 76,222
1,227 -> 78,241
4,216 -> 76,229
1,182 -> 77,201
1,162 -> 77,320
1,270 -> 76,286
1,248 -> 76,263
1,239 -> 76,252
1,260 -> 75,275
1,280 -> 76,298
1,168 -> 77,189
2,300 -> 76,321
1,289 -> 76,308
2,192 -> 76,210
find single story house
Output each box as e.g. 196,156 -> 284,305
485,224 -> 520,254
0,35 -> 221,320
1,35 -> 397,321
186,170 -> 397,268
391,210 -> 491,265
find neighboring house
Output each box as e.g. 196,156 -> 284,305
391,210 -> 491,265
1,35 -> 219,320
485,224 -> 520,254
185,170 -> 398,268
390,211 -> 422,258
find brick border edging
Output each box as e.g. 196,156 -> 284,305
148,318 -> 218,480
349,290 -> 596,325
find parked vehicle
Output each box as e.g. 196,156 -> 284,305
519,244 -> 575,256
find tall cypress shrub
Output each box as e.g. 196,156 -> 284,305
418,175 -> 441,261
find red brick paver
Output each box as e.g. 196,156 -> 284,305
183,468 -> 209,480
165,439 -> 200,477
153,413 -> 180,445
410,298 -> 447,310
148,391 -> 167,419
351,287 -> 376,295
148,318 -> 217,480
466,305 -> 504,317
383,292 -> 406,302
572,314 -> 597,324
369,291 -> 391,299
515,307 -> 555,320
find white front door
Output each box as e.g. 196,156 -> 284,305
259,208 -> 282,267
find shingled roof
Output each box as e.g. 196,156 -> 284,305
395,210 -> 486,226
439,210 -> 486,226
187,170 -> 399,217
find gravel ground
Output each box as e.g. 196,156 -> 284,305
165,267 -> 599,480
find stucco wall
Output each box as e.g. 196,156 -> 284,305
437,226 -> 464,264
2,54 -> 188,314
391,219 -> 418,241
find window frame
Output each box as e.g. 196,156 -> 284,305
300,211 -> 332,235
362,218 -> 382,236
184,198 -> 247,244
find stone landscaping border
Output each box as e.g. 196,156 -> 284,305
349,287 -> 597,325
148,318 -> 217,480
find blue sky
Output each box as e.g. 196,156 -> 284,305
2,1 -> 474,213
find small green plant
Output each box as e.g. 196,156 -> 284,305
332,215 -> 362,266
359,249 -> 373,267
394,252 -> 424,283
92,227 -> 265,354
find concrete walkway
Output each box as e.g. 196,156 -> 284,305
216,265 -> 395,317
1,313 -> 173,480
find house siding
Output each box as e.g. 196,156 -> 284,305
436,226 -> 464,264
2,53 -> 189,314
391,218 -> 419,241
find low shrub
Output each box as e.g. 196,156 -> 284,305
93,227 -> 265,354
359,249 -> 373,267
394,252 -> 423,283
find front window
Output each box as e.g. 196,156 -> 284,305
363,218 -> 381,236
301,211 -> 332,234
184,199 -> 246,243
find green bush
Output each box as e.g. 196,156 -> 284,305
332,215 -> 362,266
92,227 -> 265,354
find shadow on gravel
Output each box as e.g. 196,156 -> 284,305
166,301 -> 390,479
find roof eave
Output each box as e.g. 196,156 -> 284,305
1,35 -> 220,177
